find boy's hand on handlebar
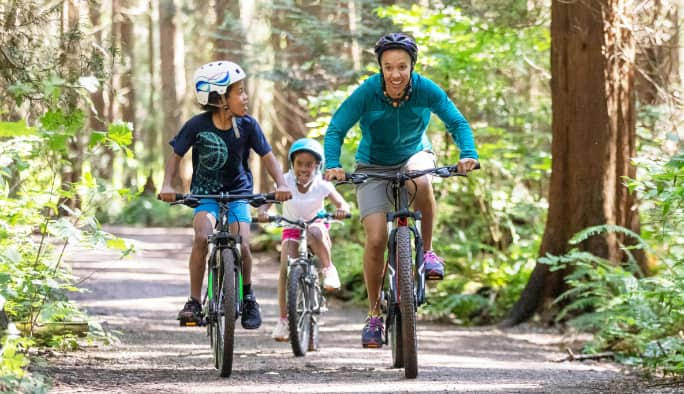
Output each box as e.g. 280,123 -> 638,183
324,168 -> 346,182
158,186 -> 177,202
457,158 -> 479,174
274,184 -> 292,201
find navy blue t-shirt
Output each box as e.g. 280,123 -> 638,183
170,112 -> 271,195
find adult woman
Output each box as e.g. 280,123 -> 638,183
323,33 -> 479,348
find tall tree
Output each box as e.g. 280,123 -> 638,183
61,0 -> 83,210
119,0 -> 136,129
158,0 -> 184,191
503,0 -> 644,326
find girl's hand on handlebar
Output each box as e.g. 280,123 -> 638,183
257,209 -> 270,223
457,158 -> 479,174
334,203 -> 351,220
274,184 -> 292,201
325,168 -> 346,182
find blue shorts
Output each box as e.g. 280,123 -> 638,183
194,199 -> 252,224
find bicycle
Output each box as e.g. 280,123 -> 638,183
255,212 -> 349,357
169,192 -> 277,378
341,164 -> 477,379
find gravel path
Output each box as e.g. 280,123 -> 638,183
35,226 -> 681,393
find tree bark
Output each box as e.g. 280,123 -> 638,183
159,0 -> 185,191
60,0 -> 83,212
119,0 -> 136,129
503,0 -> 643,326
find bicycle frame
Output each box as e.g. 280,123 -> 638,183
258,212 -> 347,356
171,192 -> 276,377
205,200 -> 243,326
343,164 -> 476,379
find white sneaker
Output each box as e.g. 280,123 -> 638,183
321,264 -> 341,290
271,318 -> 289,342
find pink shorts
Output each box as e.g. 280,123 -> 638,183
281,222 -> 330,242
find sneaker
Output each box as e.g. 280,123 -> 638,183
361,315 -> 384,348
424,250 -> 445,280
271,317 -> 289,342
321,264 -> 341,290
177,297 -> 203,326
241,291 -> 262,329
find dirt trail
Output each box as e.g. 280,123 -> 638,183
36,226 -> 676,393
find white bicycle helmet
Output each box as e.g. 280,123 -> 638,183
193,61 -> 246,106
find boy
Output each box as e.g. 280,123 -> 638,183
159,60 -> 291,329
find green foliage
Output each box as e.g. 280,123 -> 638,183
1,104 -> 134,385
108,194 -> 194,227
539,155 -> 684,375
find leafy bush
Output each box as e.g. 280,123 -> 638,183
109,194 -> 194,227
541,154 -> 684,374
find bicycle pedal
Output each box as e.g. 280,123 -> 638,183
179,317 -> 204,327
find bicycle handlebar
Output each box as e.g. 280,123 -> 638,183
337,163 -> 481,185
167,192 -> 279,208
252,212 -> 351,229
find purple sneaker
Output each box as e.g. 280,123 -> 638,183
424,250 -> 445,280
361,316 -> 384,348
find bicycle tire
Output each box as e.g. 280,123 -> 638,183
308,316 -> 319,352
287,264 -> 311,357
389,304 -> 404,368
218,249 -> 237,377
397,226 -> 418,378
208,263 -> 219,368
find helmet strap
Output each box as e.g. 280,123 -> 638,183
296,176 -> 314,189
381,77 -> 413,108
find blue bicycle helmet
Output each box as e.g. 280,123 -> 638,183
288,138 -> 325,172
374,32 -> 418,66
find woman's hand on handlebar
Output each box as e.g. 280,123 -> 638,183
457,158 -> 479,174
324,167 -> 346,182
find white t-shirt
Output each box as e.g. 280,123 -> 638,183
282,171 -> 335,225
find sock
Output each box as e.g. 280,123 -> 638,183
243,283 -> 252,297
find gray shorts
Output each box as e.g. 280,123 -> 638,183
355,150 -> 436,220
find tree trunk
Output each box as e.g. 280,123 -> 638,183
60,0 -> 83,212
213,0 -> 242,60
143,0 -> 159,161
503,0 -> 643,326
159,0 -> 185,192
119,0 -> 136,129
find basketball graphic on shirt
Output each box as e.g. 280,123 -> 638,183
197,131 -> 228,170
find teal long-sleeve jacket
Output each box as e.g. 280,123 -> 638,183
324,72 -> 478,169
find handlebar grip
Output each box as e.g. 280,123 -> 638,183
175,193 -> 185,201
343,213 -> 352,219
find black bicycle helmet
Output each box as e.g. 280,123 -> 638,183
374,32 -> 418,65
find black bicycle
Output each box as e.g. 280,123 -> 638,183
256,212 -> 349,357
170,192 -> 277,377
342,164 -> 477,379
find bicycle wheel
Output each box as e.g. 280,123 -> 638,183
217,249 -> 237,377
207,265 -> 219,368
397,226 -> 418,378
389,304 -> 403,368
287,264 -> 311,357
308,316 -> 319,352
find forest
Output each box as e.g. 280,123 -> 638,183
0,0 -> 682,391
